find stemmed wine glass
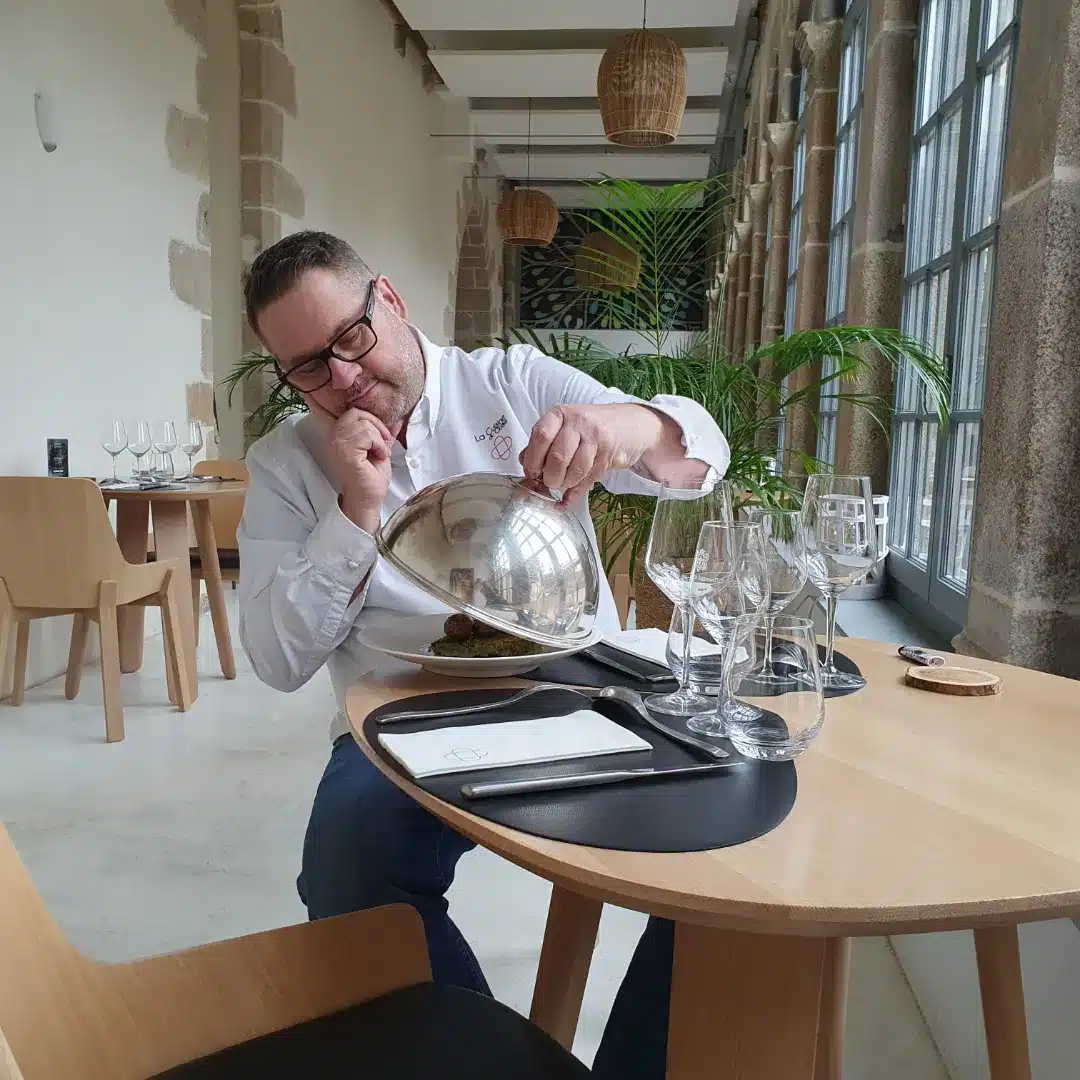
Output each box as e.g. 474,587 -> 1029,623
180,421 -> 204,477
723,613 -> 825,760
153,422 -> 178,478
101,421 -> 128,483
642,479 -> 733,716
801,474 -> 877,690
685,520 -> 771,736
740,507 -> 809,688
128,421 -> 152,480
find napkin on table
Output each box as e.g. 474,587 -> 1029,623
378,709 -> 652,779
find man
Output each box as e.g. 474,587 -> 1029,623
237,230 -> 730,1076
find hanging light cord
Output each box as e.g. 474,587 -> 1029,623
642,0 -> 648,28
526,97 -> 532,189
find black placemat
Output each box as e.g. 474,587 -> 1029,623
818,646 -> 863,699
524,643 -> 678,694
364,689 -> 797,853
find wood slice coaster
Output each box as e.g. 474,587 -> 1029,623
904,665 -> 1002,696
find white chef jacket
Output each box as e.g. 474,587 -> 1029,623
237,327 -> 731,742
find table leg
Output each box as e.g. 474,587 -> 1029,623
528,886 -> 603,1050
114,499 -> 149,673
975,925 -> 1032,1080
666,924 -> 826,1080
150,501 -> 199,703
190,502 -> 236,679
813,937 -> 850,1080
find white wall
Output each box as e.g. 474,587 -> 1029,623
0,0 -> 205,691
279,0 -> 477,343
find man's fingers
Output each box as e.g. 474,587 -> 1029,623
542,426 -> 581,493
522,410 -> 563,479
561,440 -> 597,494
351,408 -> 395,446
561,479 -> 596,507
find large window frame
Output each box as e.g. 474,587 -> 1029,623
818,0 -> 869,466
888,0 -> 1020,633
778,67 -> 809,459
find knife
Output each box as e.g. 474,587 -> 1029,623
583,646 -> 673,684
460,761 -> 738,800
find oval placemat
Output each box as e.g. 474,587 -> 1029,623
365,688 -> 797,853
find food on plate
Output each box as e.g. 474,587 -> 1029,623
429,614 -> 543,659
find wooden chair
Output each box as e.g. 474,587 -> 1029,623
0,478 -> 192,743
189,460 -> 247,656
0,824 -> 589,1080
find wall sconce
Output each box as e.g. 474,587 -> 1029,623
34,91 -> 57,153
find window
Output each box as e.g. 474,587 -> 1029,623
818,0 -> 869,466
778,68 -> 809,458
888,0 -> 1019,630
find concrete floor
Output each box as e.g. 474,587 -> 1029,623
0,594 -> 948,1076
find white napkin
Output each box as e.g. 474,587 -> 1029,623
603,627 -> 746,667
378,710 -> 652,779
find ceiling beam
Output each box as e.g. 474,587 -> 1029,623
494,144 -> 712,156
424,27 -> 735,51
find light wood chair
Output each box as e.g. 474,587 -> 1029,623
0,824 -> 589,1080
189,460 -> 247,656
0,478 -> 192,743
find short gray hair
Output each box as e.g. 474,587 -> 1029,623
243,230 -> 374,332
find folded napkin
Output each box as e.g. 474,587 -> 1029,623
378,710 -> 652,779
603,627 -> 747,668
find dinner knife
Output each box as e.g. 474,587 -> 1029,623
460,761 -> 739,800
583,646 -> 673,684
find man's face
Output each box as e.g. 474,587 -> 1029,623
256,268 -> 424,439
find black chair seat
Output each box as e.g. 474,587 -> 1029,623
145,550 -> 241,571
152,983 -> 591,1080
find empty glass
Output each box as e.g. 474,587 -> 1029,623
802,474 -> 878,690
128,421 -> 152,479
723,614 -> 825,761
740,507 -> 809,688
664,603 -> 725,696
685,520 -> 771,736
101,421 -> 128,482
180,421 -> 204,477
643,479 -> 733,716
149,451 -> 175,482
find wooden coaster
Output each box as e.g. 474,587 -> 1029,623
904,665 -> 1002,697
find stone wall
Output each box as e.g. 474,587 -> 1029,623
449,170 -> 503,352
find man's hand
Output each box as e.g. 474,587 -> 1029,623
521,403 -> 667,505
309,399 -> 393,534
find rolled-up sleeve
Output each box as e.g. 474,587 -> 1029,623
506,344 -> 731,494
237,443 -> 375,693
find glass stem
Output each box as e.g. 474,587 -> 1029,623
763,615 -> 775,677
678,602 -> 695,694
823,593 -> 839,673
111,456 -> 118,480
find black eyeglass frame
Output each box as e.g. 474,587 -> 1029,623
274,279 -> 378,392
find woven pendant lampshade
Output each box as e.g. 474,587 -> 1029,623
497,188 -> 558,246
597,29 -> 687,147
574,231 -> 641,291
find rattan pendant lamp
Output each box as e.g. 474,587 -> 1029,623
597,0 -> 687,147
496,99 -> 558,246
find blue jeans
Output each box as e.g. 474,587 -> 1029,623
298,736 -> 675,1076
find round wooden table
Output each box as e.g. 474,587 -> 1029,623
102,481 -> 247,699
346,637 -> 1080,1079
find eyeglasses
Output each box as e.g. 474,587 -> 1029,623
276,281 -> 378,392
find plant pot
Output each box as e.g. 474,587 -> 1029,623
632,562 -> 674,631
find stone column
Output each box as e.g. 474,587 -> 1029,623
745,182 -> 771,354
787,19 -> 842,462
731,221 -> 753,359
836,0 -> 919,493
722,247 -> 740,353
763,121 -> 796,345
955,0 -> 1080,675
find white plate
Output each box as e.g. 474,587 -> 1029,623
357,614 -> 603,678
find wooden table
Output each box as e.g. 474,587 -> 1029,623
103,482 -> 246,699
346,638 -> 1080,1079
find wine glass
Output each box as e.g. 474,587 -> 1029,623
128,421 -> 152,479
179,421 -> 204,477
801,474 -> 877,690
740,507 -> 809,688
101,421 -> 128,482
154,422 -> 178,477
685,521 -> 771,736
723,614 -> 825,760
642,478 -> 733,715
